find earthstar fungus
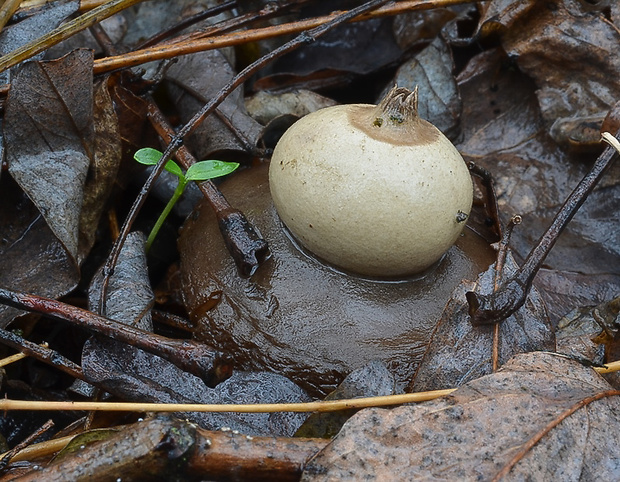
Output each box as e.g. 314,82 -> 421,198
269,86 -> 473,278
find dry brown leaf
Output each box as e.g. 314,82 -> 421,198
303,351 -> 620,481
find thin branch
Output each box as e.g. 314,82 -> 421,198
467,131 -> 620,325
0,419 -> 54,472
93,0 -> 473,75
0,0 -> 148,74
492,215 -> 522,371
0,329 -> 85,380
0,287 -> 232,388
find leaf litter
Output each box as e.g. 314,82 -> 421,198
303,352 -> 620,481
0,0 -> 618,479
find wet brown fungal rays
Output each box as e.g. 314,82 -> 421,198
179,164 -> 494,395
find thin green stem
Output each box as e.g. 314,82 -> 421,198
145,178 -> 187,253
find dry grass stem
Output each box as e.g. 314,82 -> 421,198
0,389 -> 457,414
0,0 -> 23,33
2,356 -> 620,414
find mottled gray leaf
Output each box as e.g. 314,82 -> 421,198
0,178 -> 78,327
77,78 -> 122,263
165,48 -> 263,160
296,361 -> 395,439
0,0 -> 79,83
381,35 -> 461,138
303,352 -> 620,481
6,49 -> 94,261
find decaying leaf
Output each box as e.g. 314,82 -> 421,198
82,345 -> 311,436
535,269 -> 620,324
303,352 -> 620,481
245,89 -> 338,126
479,0 -> 620,150
258,15 -> 402,92
295,361 -> 395,439
0,178 -> 79,328
556,296 -> 620,390
391,7 -> 457,49
69,231 -> 153,397
165,49 -> 263,160
381,35 -> 461,138
0,0 -> 79,84
456,44 -> 620,285
5,49 -> 94,261
77,77 -> 122,263
410,251 -> 554,392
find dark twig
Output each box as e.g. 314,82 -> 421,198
0,329 -> 85,381
0,288 -> 232,388
491,215 -> 521,371
467,132 -> 620,325
99,0 -> 393,311
170,0 -> 315,45
0,419 -> 54,473
135,0 -> 238,49
147,101 -> 269,276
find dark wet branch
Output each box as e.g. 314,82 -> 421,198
9,415 -> 327,481
0,328 -> 85,381
467,131 -> 620,325
147,102 -> 269,276
0,287 -> 232,388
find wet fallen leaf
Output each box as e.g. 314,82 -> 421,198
485,0 -> 620,150
77,78 -> 122,262
5,49 -> 95,261
0,0 -> 79,84
391,7 -> 457,49
69,231 -> 153,397
295,361 -> 395,439
556,296 -> 620,387
261,15 -> 402,92
83,347 -> 311,436
0,178 -> 79,328
410,251 -> 555,392
381,35 -> 461,138
303,352 -> 620,481
535,268 -> 620,324
456,44 -> 620,286
245,89 -> 338,126
165,49 -> 263,160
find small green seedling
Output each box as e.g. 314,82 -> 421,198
134,147 -> 239,252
